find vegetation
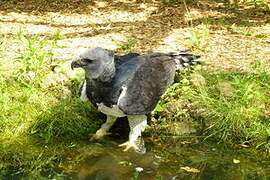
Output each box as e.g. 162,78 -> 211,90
152,66 -> 270,151
0,30 -> 100,141
0,0 -> 269,178
185,25 -> 209,51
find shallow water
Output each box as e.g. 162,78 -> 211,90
1,137 -> 269,180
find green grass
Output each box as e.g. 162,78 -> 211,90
0,30 -> 100,142
227,0 -> 270,12
153,66 -> 270,152
246,0 -> 270,11
229,25 -> 252,36
0,26 -> 269,178
120,39 -> 137,52
0,30 -> 104,177
185,25 -> 209,51
0,68 -> 99,142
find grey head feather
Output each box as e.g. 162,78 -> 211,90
80,47 -> 116,82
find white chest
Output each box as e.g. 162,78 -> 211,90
80,80 -> 89,102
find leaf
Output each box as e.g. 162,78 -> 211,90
154,103 -> 165,112
233,159 -> 240,164
180,166 -> 200,173
118,161 -> 132,166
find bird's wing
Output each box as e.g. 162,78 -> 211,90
115,53 -> 140,67
117,53 -> 176,115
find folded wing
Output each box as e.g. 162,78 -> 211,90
117,53 -> 176,114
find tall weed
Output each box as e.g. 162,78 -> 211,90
13,29 -> 61,86
186,25 -> 209,50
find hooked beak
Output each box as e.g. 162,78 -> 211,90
71,59 -> 83,70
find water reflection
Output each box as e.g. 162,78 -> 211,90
74,138 -> 270,180
1,137 -> 269,179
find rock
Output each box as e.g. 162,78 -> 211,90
167,121 -> 197,136
135,167 -> 143,172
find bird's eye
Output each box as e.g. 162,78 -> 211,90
82,58 -> 93,62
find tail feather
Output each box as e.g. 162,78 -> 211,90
171,50 -> 201,70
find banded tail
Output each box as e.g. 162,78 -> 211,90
170,50 -> 201,70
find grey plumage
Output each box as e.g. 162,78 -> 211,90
71,47 -> 200,151
73,48 -> 200,114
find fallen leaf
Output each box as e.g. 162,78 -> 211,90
118,161 -> 132,166
238,144 -> 250,148
180,141 -> 193,145
233,159 -> 240,164
181,166 -> 200,173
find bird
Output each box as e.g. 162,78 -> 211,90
71,47 -> 200,152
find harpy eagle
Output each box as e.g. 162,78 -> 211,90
71,47 -> 200,151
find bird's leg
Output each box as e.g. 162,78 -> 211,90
119,115 -> 147,152
90,115 -> 117,141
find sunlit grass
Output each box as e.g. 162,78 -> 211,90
0,30 -> 99,142
185,25 -> 209,51
153,66 -> 270,151
0,31 -> 100,177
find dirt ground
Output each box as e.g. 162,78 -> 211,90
0,0 -> 269,72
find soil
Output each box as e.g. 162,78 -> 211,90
0,0 -> 269,72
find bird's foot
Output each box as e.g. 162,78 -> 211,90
118,141 -> 138,152
90,128 -> 111,142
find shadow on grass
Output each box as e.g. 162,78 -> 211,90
27,79 -> 130,144
28,97 -> 101,142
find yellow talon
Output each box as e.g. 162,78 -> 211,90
90,129 -> 111,141
119,141 -> 138,152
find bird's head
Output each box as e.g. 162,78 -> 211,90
71,47 -> 115,81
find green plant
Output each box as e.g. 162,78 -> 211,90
254,34 -> 268,39
153,66 -> 270,151
13,30 -> 58,86
229,24 -> 252,36
120,39 -> 137,52
51,29 -> 65,49
186,26 -> 209,50
233,0 -> 270,11
52,29 -> 64,41
251,0 -> 270,11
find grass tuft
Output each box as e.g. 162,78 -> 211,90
14,29 -> 57,86
153,66 -> 270,151
29,98 -> 101,142
120,39 -> 137,52
185,25 -> 209,50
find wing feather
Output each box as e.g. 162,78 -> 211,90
118,53 -> 176,114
